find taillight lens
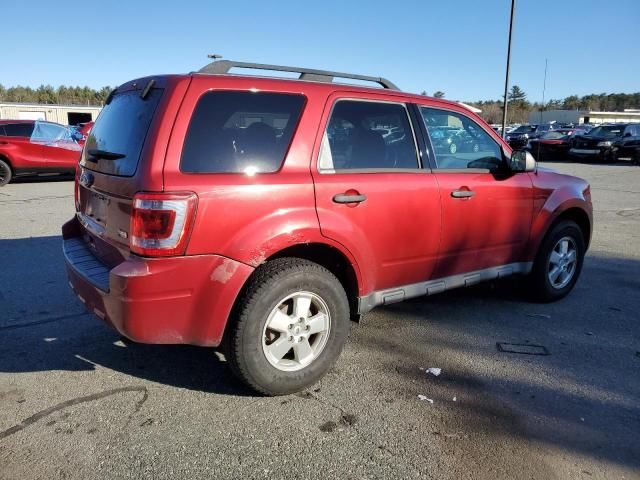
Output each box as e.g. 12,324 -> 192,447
130,192 -> 198,257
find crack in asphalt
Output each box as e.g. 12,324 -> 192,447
0,312 -> 89,331
0,386 -> 148,440
0,194 -> 72,205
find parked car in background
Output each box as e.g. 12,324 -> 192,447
506,124 -> 554,149
569,123 -> 640,162
612,124 -> 640,161
428,126 -> 461,154
527,129 -> 576,160
63,59 -> 592,395
77,121 -> 94,144
0,120 -> 82,186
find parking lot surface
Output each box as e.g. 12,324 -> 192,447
1,163 -> 639,480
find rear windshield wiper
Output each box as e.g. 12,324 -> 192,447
87,149 -> 126,161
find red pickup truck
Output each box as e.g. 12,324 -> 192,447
63,59 -> 592,395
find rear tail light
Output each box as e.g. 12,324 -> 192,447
130,192 -> 198,257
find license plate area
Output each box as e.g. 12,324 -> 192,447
83,190 -> 109,226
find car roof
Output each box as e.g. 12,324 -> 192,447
118,72 -> 482,117
0,119 -> 35,125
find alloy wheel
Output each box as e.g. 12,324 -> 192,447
547,236 -> 577,289
262,291 -> 331,372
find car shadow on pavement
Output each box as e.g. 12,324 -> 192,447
11,174 -> 74,184
352,253 -> 640,472
1,234 -> 639,470
0,235 -> 253,397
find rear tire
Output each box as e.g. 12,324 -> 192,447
528,220 -> 585,302
0,159 -> 12,186
224,257 -> 350,396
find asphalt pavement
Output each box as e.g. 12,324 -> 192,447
0,162 -> 638,480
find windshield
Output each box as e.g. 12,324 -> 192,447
81,88 -> 163,177
589,125 -> 624,138
512,125 -> 536,133
540,131 -> 567,140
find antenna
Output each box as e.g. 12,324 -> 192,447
207,54 -> 223,60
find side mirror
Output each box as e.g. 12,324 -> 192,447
509,150 -> 536,173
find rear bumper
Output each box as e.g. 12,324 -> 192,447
62,218 -> 254,346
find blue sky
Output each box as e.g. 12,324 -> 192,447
2,0 -> 638,102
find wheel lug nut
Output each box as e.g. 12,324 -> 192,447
288,324 -> 294,330
305,325 -> 310,331
288,336 -> 294,342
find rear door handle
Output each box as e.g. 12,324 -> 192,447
451,189 -> 475,199
333,193 -> 367,204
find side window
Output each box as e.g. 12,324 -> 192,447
4,123 -> 34,137
181,91 -> 305,174
420,107 -> 503,171
318,100 -> 419,171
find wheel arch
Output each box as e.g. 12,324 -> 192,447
552,207 -> 591,249
0,153 -> 14,172
266,243 -> 361,321
231,242 -> 362,323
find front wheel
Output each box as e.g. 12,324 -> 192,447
224,257 -> 350,395
0,160 -> 12,186
528,220 -> 585,302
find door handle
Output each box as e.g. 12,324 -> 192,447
333,193 -> 367,204
451,189 -> 475,199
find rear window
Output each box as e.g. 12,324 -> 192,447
3,123 -> 34,137
81,88 -> 163,177
180,91 -> 305,174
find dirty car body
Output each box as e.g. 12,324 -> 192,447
62,60 -> 593,395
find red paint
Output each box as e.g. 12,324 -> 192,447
0,120 -> 82,176
64,72 -> 592,347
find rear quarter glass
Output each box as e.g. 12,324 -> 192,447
80,88 -> 163,177
179,91 -> 305,174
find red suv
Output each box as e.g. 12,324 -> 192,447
63,59 -> 592,395
0,120 -> 83,185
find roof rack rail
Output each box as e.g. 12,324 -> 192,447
197,57 -> 399,90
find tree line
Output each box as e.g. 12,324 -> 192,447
0,84 -> 112,106
468,86 -> 640,124
424,86 -> 640,124
1,83 -> 639,125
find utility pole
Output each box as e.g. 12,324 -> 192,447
501,0 -> 516,138
540,58 -> 548,124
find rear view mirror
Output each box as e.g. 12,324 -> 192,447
510,150 -> 536,173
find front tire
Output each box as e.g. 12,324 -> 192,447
224,257 -> 350,395
0,160 -> 12,186
529,220 -> 585,302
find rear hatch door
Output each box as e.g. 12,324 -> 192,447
75,76 -> 188,265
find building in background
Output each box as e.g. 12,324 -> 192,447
528,109 -> 640,125
0,102 -> 102,125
